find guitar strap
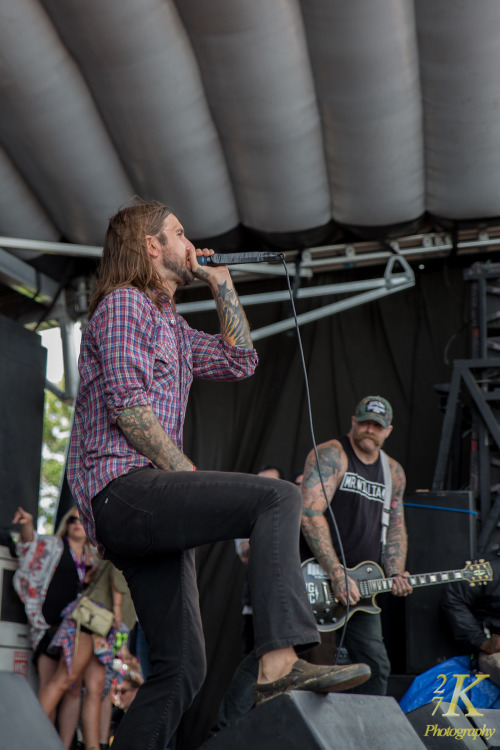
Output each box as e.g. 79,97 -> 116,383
380,449 -> 392,549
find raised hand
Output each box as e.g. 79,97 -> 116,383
12,506 -> 34,542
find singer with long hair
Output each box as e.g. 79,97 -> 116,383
67,197 -> 370,750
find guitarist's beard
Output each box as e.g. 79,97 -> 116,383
352,429 -> 384,454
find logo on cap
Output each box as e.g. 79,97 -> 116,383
354,396 -> 393,428
367,400 -> 386,415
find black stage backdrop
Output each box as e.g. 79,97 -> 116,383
175,257 -> 471,749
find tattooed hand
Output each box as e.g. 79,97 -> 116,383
331,567 -> 362,605
187,246 -> 231,284
391,572 -> 412,597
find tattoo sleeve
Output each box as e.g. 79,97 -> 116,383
117,405 -> 194,471
301,442 -> 347,578
381,459 -> 408,576
214,280 -> 253,349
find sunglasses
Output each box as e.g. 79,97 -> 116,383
67,516 -> 81,525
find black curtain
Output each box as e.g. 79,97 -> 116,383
176,257 -> 470,749
183,257 -> 469,488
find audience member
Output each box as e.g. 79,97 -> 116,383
289,470 -> 304,487
13,506 -> 93,749
442,551 -> 500,684
110,673 -> 144,742
127,621 -> 153,680
37,557 -> 128,750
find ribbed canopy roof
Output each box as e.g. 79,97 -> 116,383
1,0 -> 500,316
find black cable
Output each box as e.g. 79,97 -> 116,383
278,254 -> 351,660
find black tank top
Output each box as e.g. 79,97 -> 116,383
325,435 -> 387,567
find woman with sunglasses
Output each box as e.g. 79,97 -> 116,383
13,505 -> 95,749
39,556 -> 135,750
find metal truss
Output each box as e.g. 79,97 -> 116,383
3,223 -> 500,396
432,358 -> 500,552
178,253 -> 415,340
2,222 -> 500,292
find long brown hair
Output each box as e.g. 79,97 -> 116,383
88,197 -> 173,318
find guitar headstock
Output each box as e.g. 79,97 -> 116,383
463,559 -> 493,586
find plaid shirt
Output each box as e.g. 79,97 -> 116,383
67,287 -> 258,550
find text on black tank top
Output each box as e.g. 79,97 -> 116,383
325,435 -> 387,567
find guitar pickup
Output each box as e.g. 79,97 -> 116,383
322,581 -> 332,608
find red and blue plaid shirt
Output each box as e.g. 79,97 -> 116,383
67,287 -> 258,550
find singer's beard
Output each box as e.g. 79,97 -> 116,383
161,249 -> 193,287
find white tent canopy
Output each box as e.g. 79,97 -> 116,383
2,0 -> 500,245
2,0 -> 500,342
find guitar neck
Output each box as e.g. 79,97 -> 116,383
365,568 -> 470,595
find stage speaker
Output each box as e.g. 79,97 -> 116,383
469,709 -> 500,748
407,701 -> 489,749
0,671 -> 64,749
404,491 -> 477,674
199,691 -> 426,750
405,491 -> 476,568
0,314 -> 46,528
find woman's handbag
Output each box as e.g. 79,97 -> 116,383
71,561 -> 114,640
71,595 -> 114,637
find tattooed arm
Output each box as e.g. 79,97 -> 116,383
213,277 -> 252,348
191,251 -> 253,349
117,405 -> 194,472
301,441 -> 361,605
381,458 -> 412,596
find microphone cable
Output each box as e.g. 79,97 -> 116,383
277,253 -> 352,661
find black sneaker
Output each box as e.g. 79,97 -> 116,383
253,659 -> 371,706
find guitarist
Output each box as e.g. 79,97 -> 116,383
301,395 -> 412,695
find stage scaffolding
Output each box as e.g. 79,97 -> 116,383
433,262 -> 500,553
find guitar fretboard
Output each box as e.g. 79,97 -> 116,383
360,569 -> 468,597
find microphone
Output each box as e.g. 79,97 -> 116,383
197,251 -> 282,266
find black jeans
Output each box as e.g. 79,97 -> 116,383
341,611 -> 390,695
92,468 -> 319,750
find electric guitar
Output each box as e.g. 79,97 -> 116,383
302,557 -> 493,631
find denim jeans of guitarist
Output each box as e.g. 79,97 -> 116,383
92,467 -> 320,750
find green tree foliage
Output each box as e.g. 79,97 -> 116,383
40,389 -> 72,532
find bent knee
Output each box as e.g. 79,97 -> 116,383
262,476 -> 302,509
276,480 -> 302,515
